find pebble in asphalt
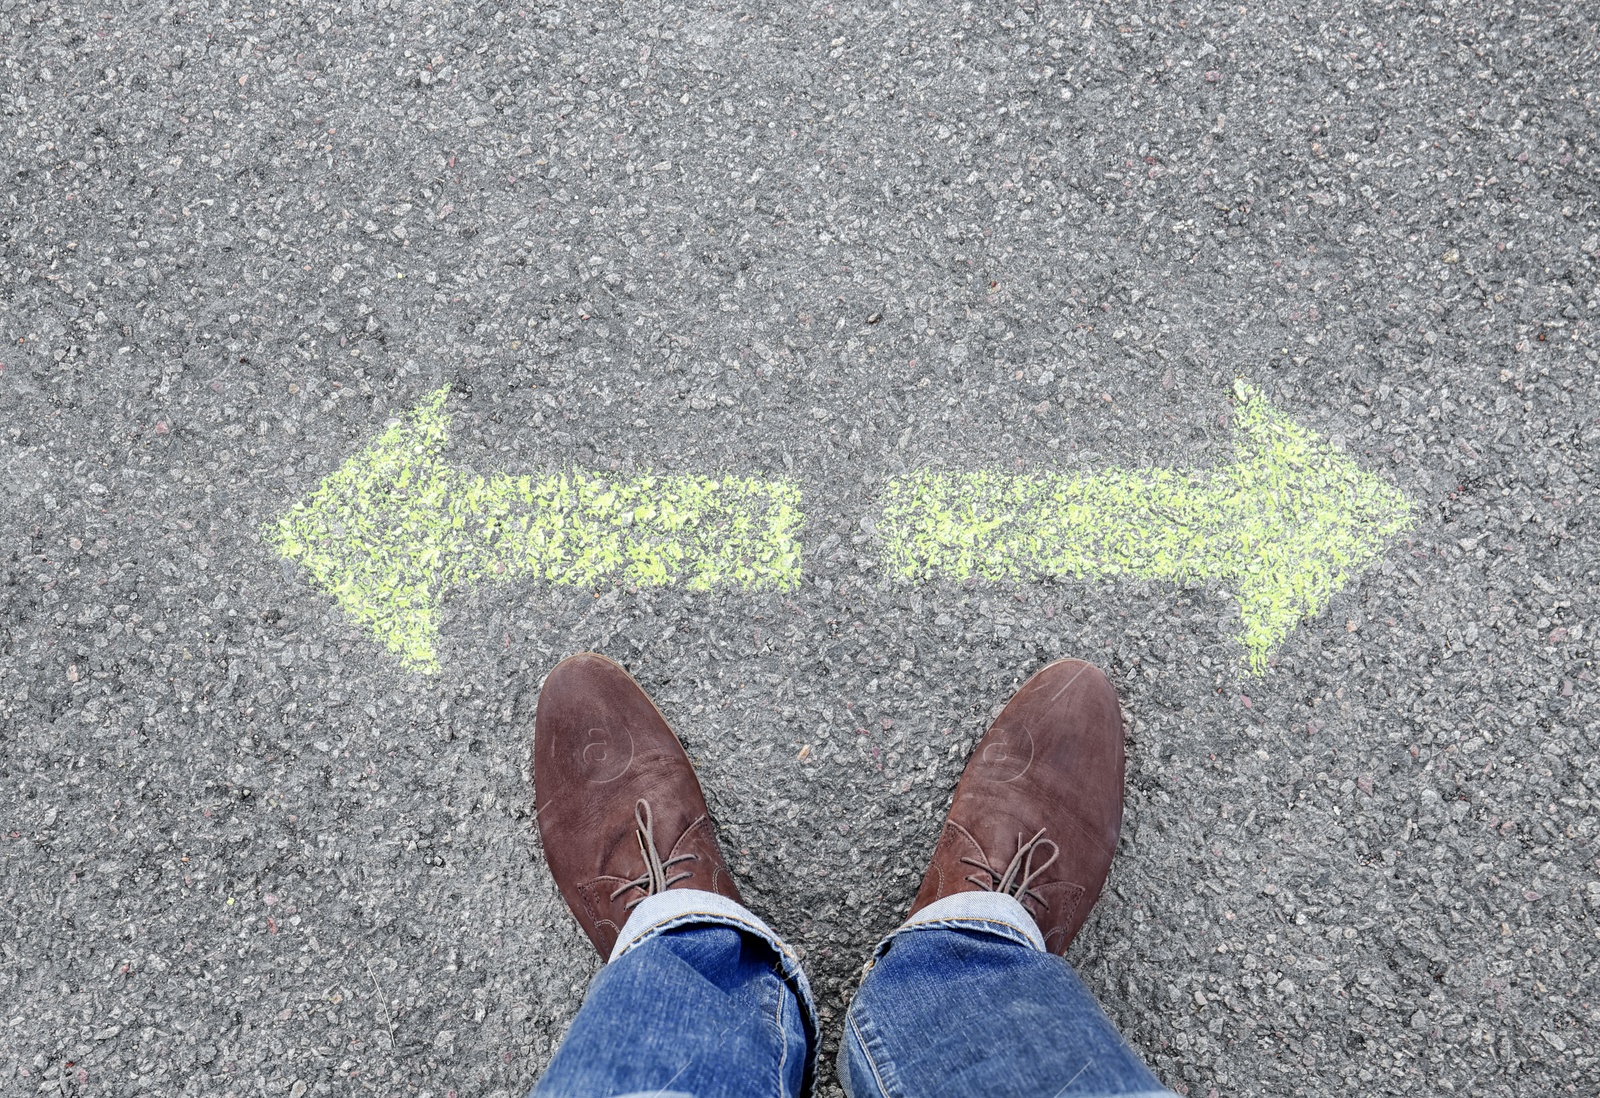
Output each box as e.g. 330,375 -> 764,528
2,1 -> 1598,1096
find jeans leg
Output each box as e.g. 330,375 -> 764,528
841,895 -> 1172,1098
531,891 -> 814,1098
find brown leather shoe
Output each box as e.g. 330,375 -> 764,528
909,658 -> 1125,954
533,652 -> 741,958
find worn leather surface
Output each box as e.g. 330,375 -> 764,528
910,658 -> 1125,955
532,652 -> 741,958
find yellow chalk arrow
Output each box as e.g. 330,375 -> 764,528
880,381 -> 1414,671
269,387 -> 804,672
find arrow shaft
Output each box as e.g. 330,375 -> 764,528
880,468 -> 1237,583
458,470 -> 804,591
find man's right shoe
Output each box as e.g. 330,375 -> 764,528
532,652 -> 742,958
909,658 -> 1125,954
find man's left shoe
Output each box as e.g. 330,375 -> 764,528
908,657 -> 1125,954
532,652 -> 742,958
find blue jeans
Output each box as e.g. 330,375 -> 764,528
529,890 -> 1174,1098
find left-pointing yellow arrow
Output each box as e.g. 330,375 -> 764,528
269,387 -> 805,672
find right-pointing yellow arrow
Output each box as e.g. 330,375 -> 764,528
879,380 -> 1415,671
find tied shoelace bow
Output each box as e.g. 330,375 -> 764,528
962,827 -> 1059,911
609,800 -> 698,911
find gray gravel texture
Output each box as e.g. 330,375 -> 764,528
3,0 -> 1599,1095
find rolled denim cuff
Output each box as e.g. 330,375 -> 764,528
609,888 -> 819,1069
610,887 -> 796,962
882,891 -> 1046,954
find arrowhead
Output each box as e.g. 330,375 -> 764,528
268,387 -> 459,672
1225,380 -> 1414,670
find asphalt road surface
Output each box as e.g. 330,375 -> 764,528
3,1 -> 1598,1096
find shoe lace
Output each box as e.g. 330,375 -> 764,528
960,827 -> 1059,911
608,800 -> 698,911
